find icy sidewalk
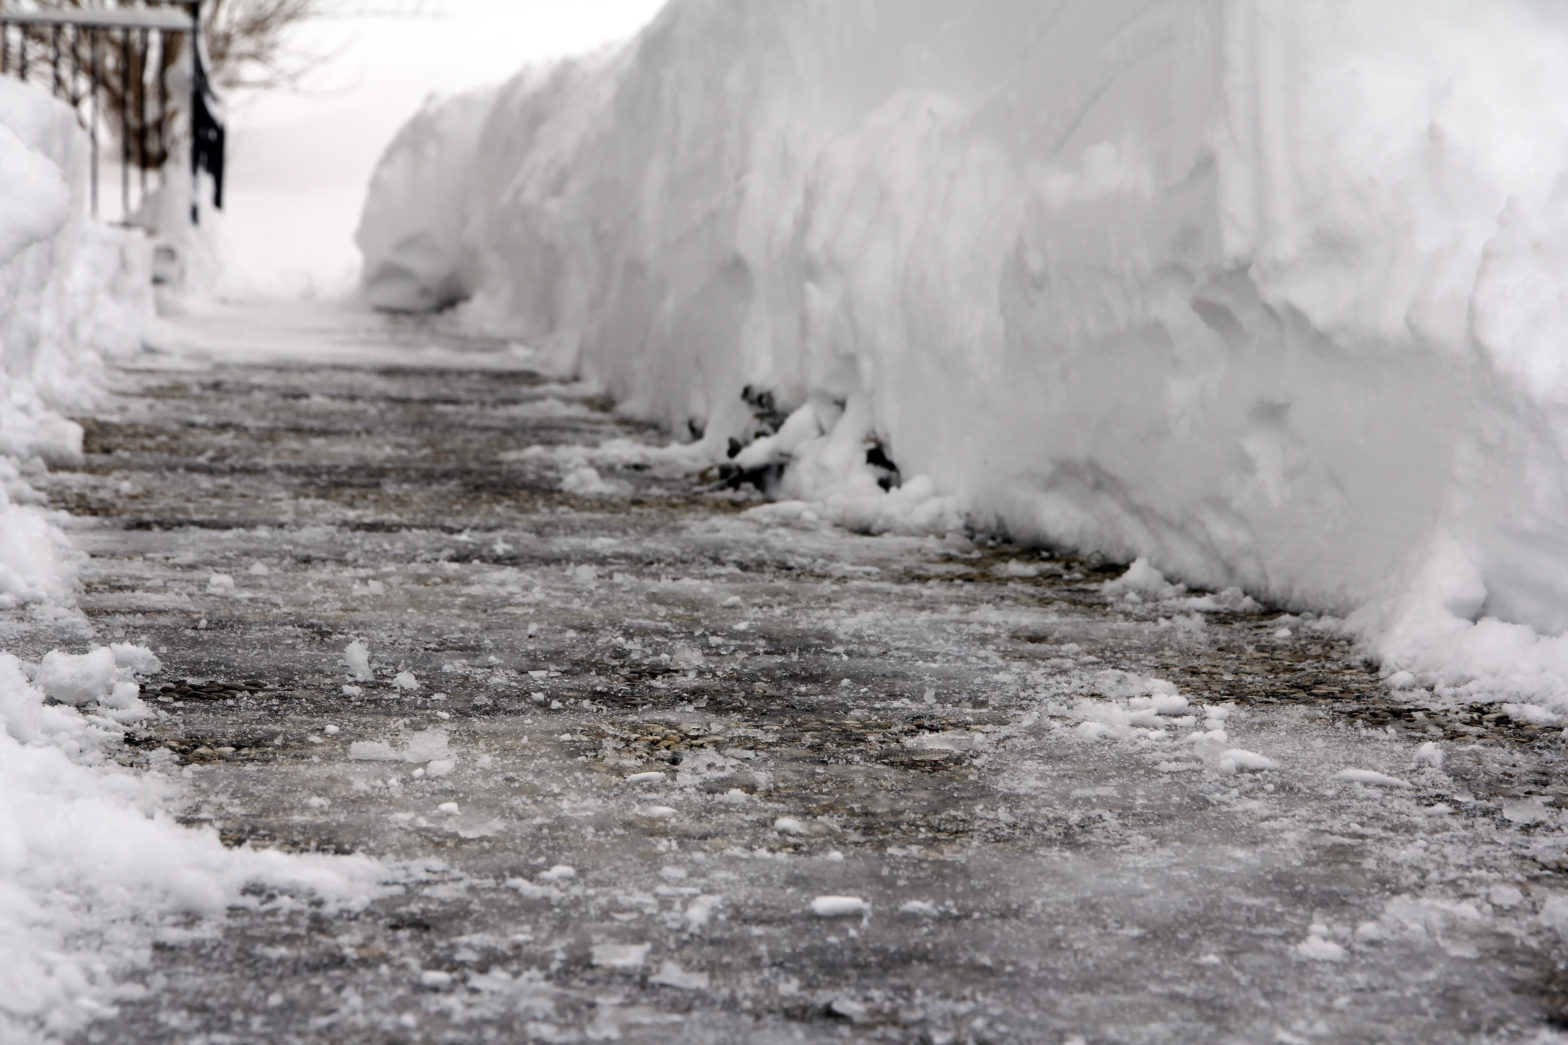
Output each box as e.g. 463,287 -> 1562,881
43,303 -> 1568,1043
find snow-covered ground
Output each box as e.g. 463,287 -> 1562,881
358,0 -> 1568,714
0,82 -> 379,1042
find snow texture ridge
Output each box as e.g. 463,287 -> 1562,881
358,1 -> 1568,711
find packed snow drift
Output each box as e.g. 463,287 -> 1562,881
358,0 -> 1568,711
0,81 -> 379,1041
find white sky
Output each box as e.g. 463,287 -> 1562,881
222,0 -> 665,295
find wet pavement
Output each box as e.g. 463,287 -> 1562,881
36,303 -> 1568,1043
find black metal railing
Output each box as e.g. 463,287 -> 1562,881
0,1 -> 224,226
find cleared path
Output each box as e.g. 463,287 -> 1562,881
44,303 -> 1568,1044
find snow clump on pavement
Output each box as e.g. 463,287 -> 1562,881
359,1 -> 1568,714
811,896 -> 869,919
343,639 -> 374,682
560,464 -> 632,497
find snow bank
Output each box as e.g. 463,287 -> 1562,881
359,1 -> 1568,710
0,80 -> 152,609
1,82 -> 380,1040
355,85 -> 497,312
0,80 -> 152,451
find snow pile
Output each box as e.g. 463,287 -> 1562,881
0,80 -> 151,609
360,2 -> 1568,710
0,80 -> 151,453
0,646 -> 380,1041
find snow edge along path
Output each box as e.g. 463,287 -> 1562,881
0,81 -> 382,1042
358,0 -> 1568,714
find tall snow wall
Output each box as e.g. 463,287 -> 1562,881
358,0 -> 1568,709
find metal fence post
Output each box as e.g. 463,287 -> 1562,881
1,3 -> 219,231
191,0 -> 198,223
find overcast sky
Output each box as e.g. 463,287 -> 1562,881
223,0 -> 665,295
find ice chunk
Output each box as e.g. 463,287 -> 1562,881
1295,926 -> 1346,962
1333,769 -> 1412,788
591,943 -> 651,969
684,894 -> 722,931
1539,896 -> 1568,935
773,816 -> 808,835
1218,749 -> 1277,773
1354,921 -> 1388,943
668,645 -> 706,670
206,573 -> 235,594
650,960 -> 709,990
902,731 -> 981,752
343,640 -> 374,682
810,896 -> 868,918
1501,798 -> 1549,824
828,998 -> 868,1022
1141,693 -> 1190,716
561,465 -> 632,497
392,670 -> 420,692
347,728 -> 448,764
403,728 -> 450,762
1488,885 -> 1525,909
